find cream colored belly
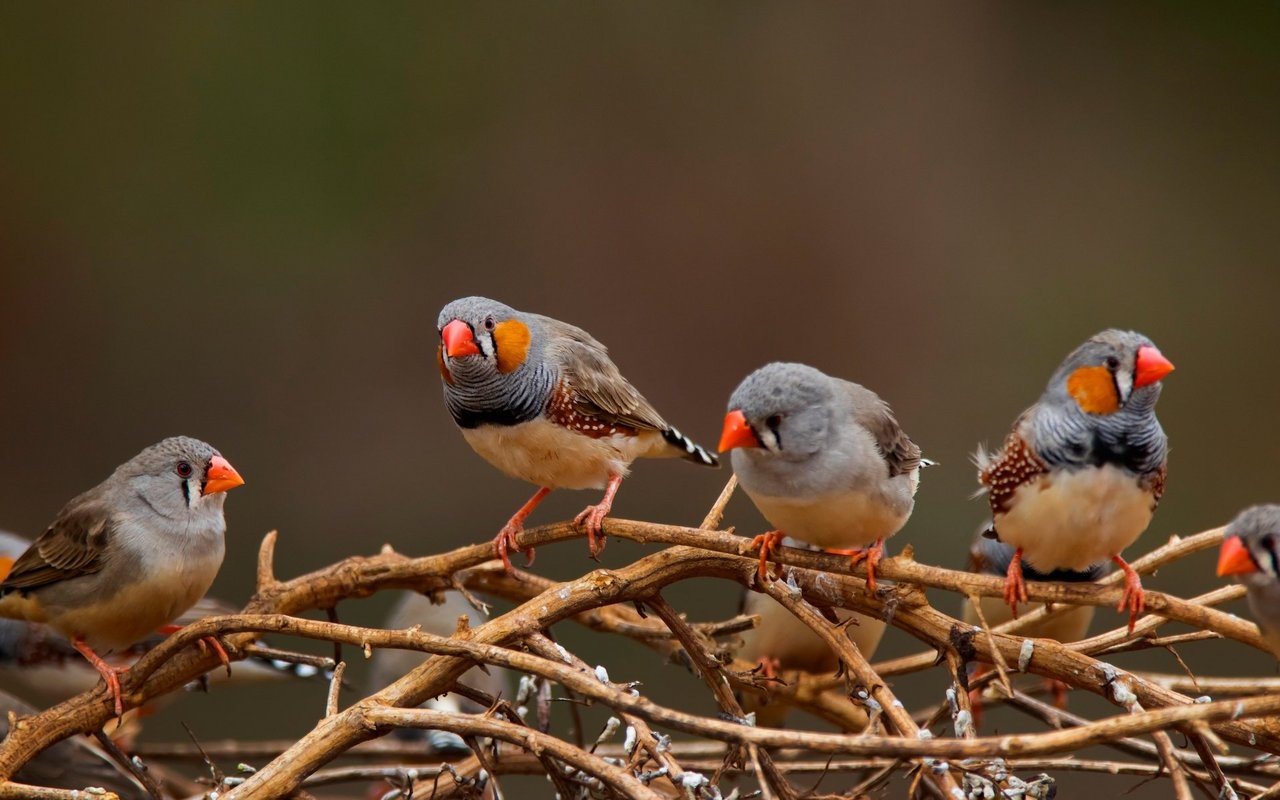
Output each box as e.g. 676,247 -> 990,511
994,465 -> 1154,572
746,489 -> 908,550
53,569 -> 216,652
462,419 -> 664,490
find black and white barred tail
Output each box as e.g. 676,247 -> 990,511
663,426 -> 719,467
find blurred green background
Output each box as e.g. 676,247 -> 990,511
2,3 -> 1280,797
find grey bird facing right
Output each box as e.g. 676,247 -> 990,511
719,362 -> 928,590
975,330 -> 1174,631
0,437 -> 244,715
1217,504 -> 1280,658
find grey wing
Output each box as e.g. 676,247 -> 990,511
0,498 -> 112,593
841,381 -> 923,477
540,315 -> 670,432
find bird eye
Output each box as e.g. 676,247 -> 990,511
765,414 -> 783,431
1105,355 -> 1120,371
175,461 -> 193,479
483,316 -> 496,331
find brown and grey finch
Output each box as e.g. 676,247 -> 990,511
719,362 -> 928,590
1217,505 -> 1280,658
0,437 -> 244,715
976,329 -> 1174,631
437,296 -> 718,569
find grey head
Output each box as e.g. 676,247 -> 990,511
722,363 -> 838,464
107,436 -> 242,523
1028,330 -> 1173,473
1219,505 -> 1280,655
436,296 -> 556,429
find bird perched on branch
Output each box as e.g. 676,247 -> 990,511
975,330 -> 1173,631
719,362 -> 928,590
0,529 -> 322,710
962,529 -> 1105,720
0,437 -> 244,715
737,538 -> 886,728
1217,504 -> 1280,658
436,296 -> 717,569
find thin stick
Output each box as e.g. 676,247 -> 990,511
325,661 -> 347,717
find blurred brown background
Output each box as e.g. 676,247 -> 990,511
2,4 -> 1279,796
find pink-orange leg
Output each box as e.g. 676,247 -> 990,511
968,663 -> 991,729
1112,554 -> 1145,633
158,624 -> 233,677
750,531 -> 786,582
756,656 -> 782,680
1004,547 -> 1029,619
1050,678 -> 1070,709
575,474 -> 622,560
827,539 -> 886,592
71,637 -> 128,716
494,486 -> 553,572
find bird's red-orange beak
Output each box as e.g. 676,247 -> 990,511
441,320 -> 481,359
1217,535 -> 1257,577
1134,345 -> 1175,388
718,410 -> 762,452
203,455 -> 245,496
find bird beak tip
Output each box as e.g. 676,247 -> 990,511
718,410 -> 760,453
203,455 -> 245,496
1217,536 -> 1257,577
1135,345 -> 1175,388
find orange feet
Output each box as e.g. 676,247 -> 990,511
1003,547 -> 1028,619
72,637 -> 128,717
750,531 -> 785,582
1112,554 -> 1145,633
828,539 -> 885,592
575,475 -> 622,560
756,656 -> 782,680
1050,678 -> 1070,709
494,487 -> 553,572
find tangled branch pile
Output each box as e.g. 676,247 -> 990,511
0,478 -> 1275,800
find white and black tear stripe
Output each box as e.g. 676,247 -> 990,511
662,426 -> 719,467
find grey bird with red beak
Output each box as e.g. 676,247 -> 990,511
719,362 -> 928,590
976,329 -> 1174,631
0,437 -> 244,715
436,296 -> 717,569
1217,504 -> 1280,658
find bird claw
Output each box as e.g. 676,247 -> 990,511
750,531 -> 785,582
1003,549 -> 1029,619
198,635 -> 233,678
1112,555 -> 1145,633
575,504 -> 609,559
493,523 -> 535,574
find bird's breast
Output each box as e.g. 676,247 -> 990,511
744,487 -> 912,549
461,419 -> 658,490
993,464 -> 1155,571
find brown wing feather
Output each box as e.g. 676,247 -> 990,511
976,417 -> 1048,517
0,498 -> 112,592
541,315 -> 669,432
843,382 -> 922,477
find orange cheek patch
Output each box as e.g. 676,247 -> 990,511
0,557 -> 12,581
436,344 -> 454,385
1067,366 -> 1120,414
494,320 -> 531,373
